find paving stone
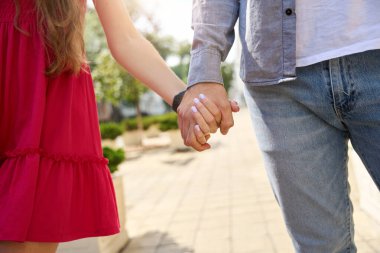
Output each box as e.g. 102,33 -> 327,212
171,212 -> 201,223
356,240 -> 377,253
160,231 -> 196,248
232,213 -> 265,226
202,209 -> 229,219
156,244 -> 194,253
199,218 -> 229,230
271,235 -> 294,252
121,109 -> 380,253
167,221 -> 199,234
125,232 -> 163,250
266,221 -> 289,236
195,228 -> 230,240
366,239 -> 380,252
232,235 -> 274,252
121,247 -> 156,253
194,239 -> 230,253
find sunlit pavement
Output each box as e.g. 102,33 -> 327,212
119,108 -> 380,253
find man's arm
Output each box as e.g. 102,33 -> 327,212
178,0 -> 240,151
188,0 -> 240,87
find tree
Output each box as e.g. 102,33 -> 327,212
221,63 -> 234,94
170,42 -> 235,94
92,50 -> 148,130
85,4 -> 149,129
172,42 -> 191,83
84,0 -> 141,67
84,9 -> 107,70
85,2 -> 236,129
144,33 -> 174,60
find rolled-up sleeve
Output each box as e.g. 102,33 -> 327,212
188,0 -> 240,87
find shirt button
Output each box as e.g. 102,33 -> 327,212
285,8 -> 293,16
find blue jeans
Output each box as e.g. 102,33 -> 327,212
244,50 -> 380,253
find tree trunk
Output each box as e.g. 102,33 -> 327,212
136,101 -> 143,131
135,101 -> 143,145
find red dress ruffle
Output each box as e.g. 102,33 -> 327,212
0,0 -> 120,242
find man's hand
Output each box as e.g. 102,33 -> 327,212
177,82 -> 234,151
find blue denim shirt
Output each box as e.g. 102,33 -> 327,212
188,0 -> 296,87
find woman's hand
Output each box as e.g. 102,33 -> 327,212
191,95 -> 240,147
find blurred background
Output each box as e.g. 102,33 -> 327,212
86,0 -> 242,124
56,1 -> 380,253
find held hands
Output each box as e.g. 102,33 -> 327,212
192,94 -> 239,145
176,83 -> 240,151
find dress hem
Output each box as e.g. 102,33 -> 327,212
0,148 -> 108,165
0,226 -> 121,243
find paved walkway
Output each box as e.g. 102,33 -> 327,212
120,109 -> 380,253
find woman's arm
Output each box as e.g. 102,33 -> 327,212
93,0 -> 185,105
92,0 -> 239,151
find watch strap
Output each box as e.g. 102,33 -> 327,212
171,90 -> 187,113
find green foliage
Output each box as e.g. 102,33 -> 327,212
103,147 -> 125,174
85,8 -> 148,108
92,50 -> 123,105
84,10 -> 107,70
123,117 -> 155,131
122,112 -> 178,131
85,2 -> 140,64
144,33 -> 175,60
171,41 -> 191,83
221,63 -> 235,94
123,118 -> 138,131
170,42 -> 235,94
100,122 -> 124,140
122,73 -> 148,106
157,113 -> 179,131
92,50 -> 148,106
85,5 -> 236,125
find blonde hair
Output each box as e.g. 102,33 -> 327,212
14,0 -> 87,76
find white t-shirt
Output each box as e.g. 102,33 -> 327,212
296,1 -> 380,67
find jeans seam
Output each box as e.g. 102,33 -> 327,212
329,60 -> 343,121
343,143 -> 353,253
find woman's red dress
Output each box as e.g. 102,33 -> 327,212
0,0 -> 120,242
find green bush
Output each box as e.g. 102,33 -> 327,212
122,117 -> 154,131
103,147 -> 125,174
100,122 -> 123,140
122,112 -> 178,132
158,113 -> 178,131
123,118 -> 138,131
142,117 -> 157,130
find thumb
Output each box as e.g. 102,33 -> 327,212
220,107 -> 234,135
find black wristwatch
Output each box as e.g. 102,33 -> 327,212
171,90 -> 187,113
